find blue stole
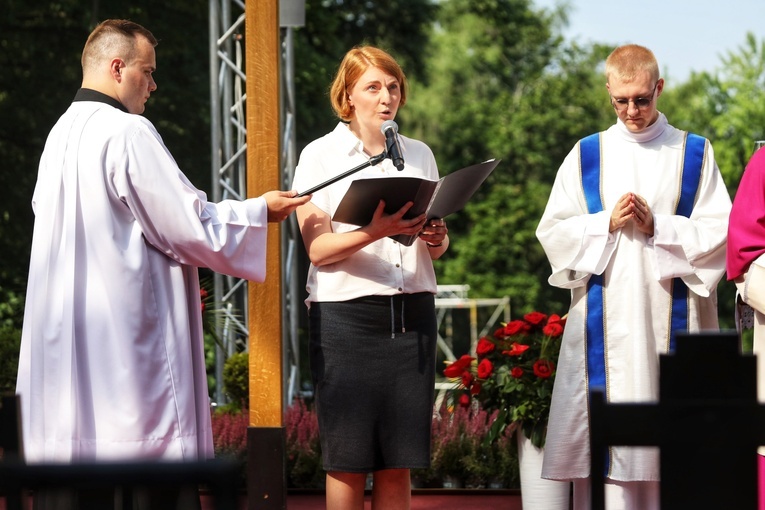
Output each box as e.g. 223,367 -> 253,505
579,131 -> 705,473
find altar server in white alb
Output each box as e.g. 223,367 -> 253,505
16,19 -> 308,466
536,44 -> 731,509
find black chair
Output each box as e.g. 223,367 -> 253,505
589,332 -> 765,509
0,393 -> 23,461
1,460 -> 241,510
0,393 -> 24,510
0,394 -> 240,510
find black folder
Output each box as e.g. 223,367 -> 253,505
332,158 -> 500,245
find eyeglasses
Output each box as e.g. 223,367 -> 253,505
610,82 -> 658,111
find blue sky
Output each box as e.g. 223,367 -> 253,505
533,0 -> 765,85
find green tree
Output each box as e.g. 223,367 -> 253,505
0,324 -> 22,393
0,1 -> 211,329
659,33 -> 765,329
660,32 -> 765,194
402,0 -> 613,314
293,0 -> 437,149
402,0 -> 564,175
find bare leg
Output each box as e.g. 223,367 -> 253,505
326,471 -> 367,510
370,468 -> 411,510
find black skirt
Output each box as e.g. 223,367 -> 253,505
308,292 -> 437,472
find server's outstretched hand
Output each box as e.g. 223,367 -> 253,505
263,190 -> 312,222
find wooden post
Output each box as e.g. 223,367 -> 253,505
245,0 -> 286,508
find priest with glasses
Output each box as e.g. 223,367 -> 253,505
536,44 -> 731,510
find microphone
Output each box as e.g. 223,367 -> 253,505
381,120 -> 405,171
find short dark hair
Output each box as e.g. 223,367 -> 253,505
81,19 -> 157,73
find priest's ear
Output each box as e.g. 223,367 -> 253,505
110,59 -> 124,80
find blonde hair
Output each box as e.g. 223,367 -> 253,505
605,44 -> 660,83
81,19 -> 157,74
329,46 -> 408,122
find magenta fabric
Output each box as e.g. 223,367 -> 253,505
728,148 -> 765,280
760,454 -> 765,510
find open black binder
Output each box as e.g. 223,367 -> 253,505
332,158 -> 500,245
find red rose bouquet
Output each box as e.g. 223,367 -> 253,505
444,312 -> 566,448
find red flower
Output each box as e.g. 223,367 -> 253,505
477,358 -> 493,379
524,312 -> 547,326
533,359 -> 555,379
543,322 -> 564,337
547,313 -> 566,327
502,342 -> 530,356
443,311 -> 567,450
476,337 -> 496,356
502,320 -> 531,336
443,354 -> 475,378
200,288 -> 209,313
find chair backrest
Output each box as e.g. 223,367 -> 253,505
589,332 -> 763,509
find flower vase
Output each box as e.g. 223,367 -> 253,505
516,430 -> 570,510
487,477 -> 506,489
441,475 -> 463,489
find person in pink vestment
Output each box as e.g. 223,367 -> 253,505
727,144 -> 765,510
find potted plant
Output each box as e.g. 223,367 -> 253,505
482,421 -> 519,489
284,398 -> 324,489
459,405 -> 495,489
444,311 -> 565,448
443,311 -> 569,506
430,403 -> 473,488
210,408 -> 249,488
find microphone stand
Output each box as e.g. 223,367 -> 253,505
297,151 -> 387,197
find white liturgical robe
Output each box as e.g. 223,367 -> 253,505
536,114 -> 731,482
16,94 -> 269,463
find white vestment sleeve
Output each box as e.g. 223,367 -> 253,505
646,152 -> 731,297
116,121 -> 269,282
536,148 -> 619,289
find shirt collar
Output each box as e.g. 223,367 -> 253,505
331,121 -> 370,156
615,112 -> 668,143
330,121 -> 406,160
73,88 -> 129,113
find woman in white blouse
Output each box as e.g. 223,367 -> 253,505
292,45 -> 448,510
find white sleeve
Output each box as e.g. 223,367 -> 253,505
536,145 -> 619,289
116,121 -> 269,282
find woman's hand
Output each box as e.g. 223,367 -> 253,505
419,218 -> 449,258
367,200 -> 427,238
418,218 -> 448,246
296,199 -> 427,267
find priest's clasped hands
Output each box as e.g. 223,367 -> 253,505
609,192 -> 654,236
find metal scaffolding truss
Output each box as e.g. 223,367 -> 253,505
279,21 -> 303,412
209,0 -> 248,406
435,285 -> 511,359
208,0 -> 303,407
433,285 -> 511,409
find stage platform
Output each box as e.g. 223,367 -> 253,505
204,489 -> 523,510
1,488 -> 524,510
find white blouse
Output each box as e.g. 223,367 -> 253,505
292,122 -> 440,305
